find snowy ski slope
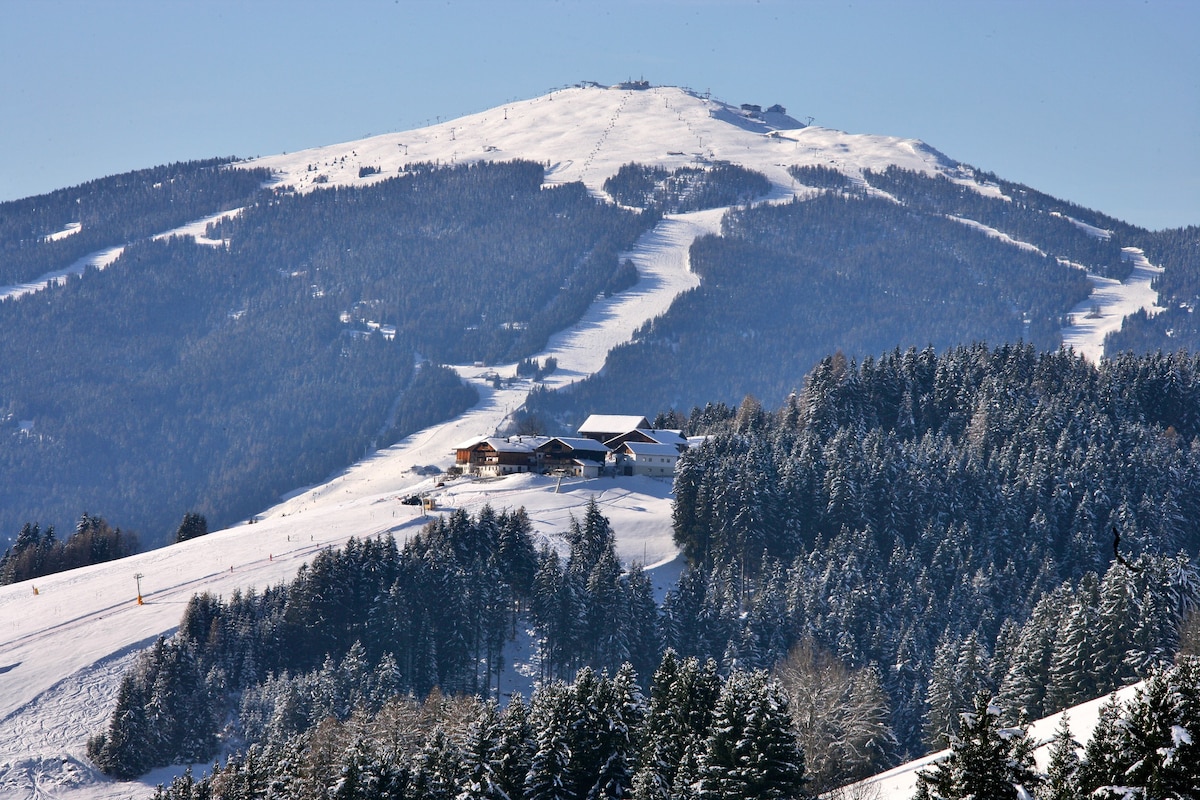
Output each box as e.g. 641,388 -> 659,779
0,83 -> 1167,799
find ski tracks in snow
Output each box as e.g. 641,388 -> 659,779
1060,247 -> 1164,361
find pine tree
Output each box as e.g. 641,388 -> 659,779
415,727 -> 465,800
88,672 -> 152,779
581,665 -> 643,800
174,512 -> 209,543
1075,695 -> 1124,797
622,563 -> 662,681
527,681 -> 577,800
915,692 -> 1039,800
1045,572 -> 1100,712
1037,716 -> 1079,800
458,700 -> 510,800
698,670 -> 807,800
585,548 -> 628,672
1111,657 -> 1200,798
495,697 -> 534,800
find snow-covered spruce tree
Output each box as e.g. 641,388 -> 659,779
1036,715 -> 1080,800
632,651 -> 721,800
622,563 -> 664,681
585,548 -> 630,673
1045,572 -> 1101,712
457,699 -> 521,800
925,631 -> 992,749
914,692 -> 1038,800
1074,694 -> 1124,797
575,664 -> 644,800
414,726 -> 466,800
1085,657 -> 1200,799
998,586 -> 1070,723
87,671 -> 153,780
526,681 -> 577,800
493,697 -> 535,800
698,670 -> 808,800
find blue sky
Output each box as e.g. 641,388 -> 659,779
2,0 -> 1196,230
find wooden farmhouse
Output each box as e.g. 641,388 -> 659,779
454,435 -> 611,478
453,414 -> 690,479
535,437 -> 610,478
454,436 -> 542,477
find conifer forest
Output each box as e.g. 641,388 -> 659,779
91,345 -> 1200,798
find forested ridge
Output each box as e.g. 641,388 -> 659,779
0,158 -> 272,287
527,180 -> 1093,425
527,166 -> 1200,433
93,345 -> 1200,798
0,160 -> 651,547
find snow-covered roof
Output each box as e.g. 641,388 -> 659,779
634,428 -> 687,445
619,442 -> 681,457
541,436 -> 611,452
468,436 -> 552,453
578,414 -> 650,434
452,435 -> 489,451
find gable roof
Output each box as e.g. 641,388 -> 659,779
578,414 -> 650,434
618,442 -> 681,457
635,428 -> 687,445
469,436 -> 551,454
538,436 -> 611,452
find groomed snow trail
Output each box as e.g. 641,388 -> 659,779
1060,247 -> 1164,361
0,204 -> 715,800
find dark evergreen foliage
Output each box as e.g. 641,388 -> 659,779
527,189 -> 1091,426
603,162 -> 770,212
152,653 -> 809,800
0,158 -> 271,287
1076,658 -> 1200,799
174,512 -> 208,544
98,344 -> 1200,788
787,165 -> 860,193
863,166 -> 1132,280
663,344 -> 1200,756
0,514 -> 138,584
1106,226 -> 1200,354
914,692 -> 1039,800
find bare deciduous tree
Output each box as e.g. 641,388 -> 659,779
773,637 -> 896,794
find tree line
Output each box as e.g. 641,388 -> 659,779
0,158 -> 272,287
526,185 -> 1092,427
0,514 -> 137,584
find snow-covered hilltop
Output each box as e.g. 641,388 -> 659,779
241,84 -> 954,199
238,82 -> 1168,366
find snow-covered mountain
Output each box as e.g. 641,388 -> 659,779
241,84 -> 951,200
0,83 -> 1170,800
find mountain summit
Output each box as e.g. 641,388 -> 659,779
243,83 -> 957,198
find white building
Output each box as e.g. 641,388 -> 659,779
614,441 -> 680,478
